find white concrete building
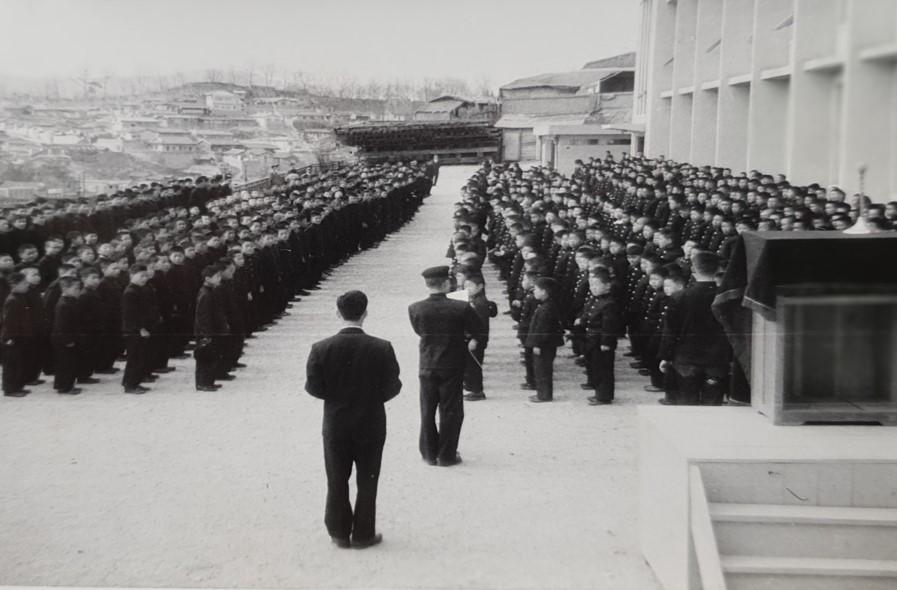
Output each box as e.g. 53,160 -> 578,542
205,90 -> 244,112
633,0 -> 897,202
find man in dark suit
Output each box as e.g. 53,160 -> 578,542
305,290 -> 401,549
658,251 -> 731,405
408,265 -> 482,467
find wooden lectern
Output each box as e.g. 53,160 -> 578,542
715,232 -> 897,425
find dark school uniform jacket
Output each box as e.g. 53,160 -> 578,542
524,298 -> 565,349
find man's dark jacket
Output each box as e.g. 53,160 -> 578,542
408,293 -> 482,372
659,281 -> 730,367
305,327 -> 402,438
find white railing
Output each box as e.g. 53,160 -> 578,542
689,464 -> 728,590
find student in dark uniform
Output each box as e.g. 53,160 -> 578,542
525,277 -> 565,403
305,290 -> 401,550
658,251 -> 731,405
77,267 -> 103,383
51,276 -> 83,395
462,272 -> 496,401
121,264 -> 153,394
408,265 -> 482,467
194,265 -> 228,392
1,272 -> 34,396
583,268 -> 622,405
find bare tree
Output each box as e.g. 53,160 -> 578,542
261,63 -> 277,88
206,69 -> 223,83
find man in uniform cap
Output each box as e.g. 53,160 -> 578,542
408,265 -> 483,466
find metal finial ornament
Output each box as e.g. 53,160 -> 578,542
844,163 -> 871,235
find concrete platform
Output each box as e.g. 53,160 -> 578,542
639,406 -> 897,589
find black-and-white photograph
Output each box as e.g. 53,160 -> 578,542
1,1 -> 896,589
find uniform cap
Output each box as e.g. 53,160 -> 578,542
421,265 -> 450,280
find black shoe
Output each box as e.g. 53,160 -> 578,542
586,396 -> 598,403
212,384 -> 222,389
629,361 -> 645,369
352,533 -> 382,549
4,389 -> 30,397
26,379 -> 46,386
77,377 -> 100,384
94,368 -> 120,374
331,536 -> 351,549
195,385 -> 217,392
422,456 -> 437,466
589,398 -> 613,406
57,387 -> 82,395
142,375 -> 158,382
658,398 -> 676,405
644,385 -> 664,393
124,386 -> 148,394
520,382 -> 536,391
217,374 -> 236,381
297,290 -> 311,296
528,395 -> 551,403
464,392 -> 486,401
233,362 -> 247,369
580,383 -> 594,390
437,453 -> 462,467
153,367 -> 175,374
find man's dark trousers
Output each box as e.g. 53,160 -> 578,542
532,346 -> 557,401
463,341 -> 485,394
419,369 -> 464,464
121,335 -> 147,389
324,430 -> 385,543
588,348 -> 615,402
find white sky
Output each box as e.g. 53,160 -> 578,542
0,0 -> 639,86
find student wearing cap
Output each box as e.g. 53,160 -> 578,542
305,290 -> 401,550
462,272 -> 497,402
408,265 -> 483,467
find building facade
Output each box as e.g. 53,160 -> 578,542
634,0 -> 897,201
497,55 -> 636,169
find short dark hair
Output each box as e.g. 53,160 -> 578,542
692,251 -> 720,276
337,290 -> 368,321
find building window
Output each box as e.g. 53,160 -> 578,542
587,139 -> 601,145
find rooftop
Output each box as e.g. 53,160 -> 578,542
501,69 -> 627,92
582,51 -> 637,70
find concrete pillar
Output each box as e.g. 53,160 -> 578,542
839,0 -> 897,201
785,0 -> 842,186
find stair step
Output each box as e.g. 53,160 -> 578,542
721,555 -> 897,577
710,503 -> 897,526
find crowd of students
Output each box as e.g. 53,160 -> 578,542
446,154 -> 896,406
1,161 -> 433,396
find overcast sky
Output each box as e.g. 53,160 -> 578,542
0,0 -> 639,86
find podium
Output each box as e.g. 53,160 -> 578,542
715,231 -> 897,424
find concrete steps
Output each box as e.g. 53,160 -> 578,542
722,556 -> 897,590
707,502 -> 897,588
